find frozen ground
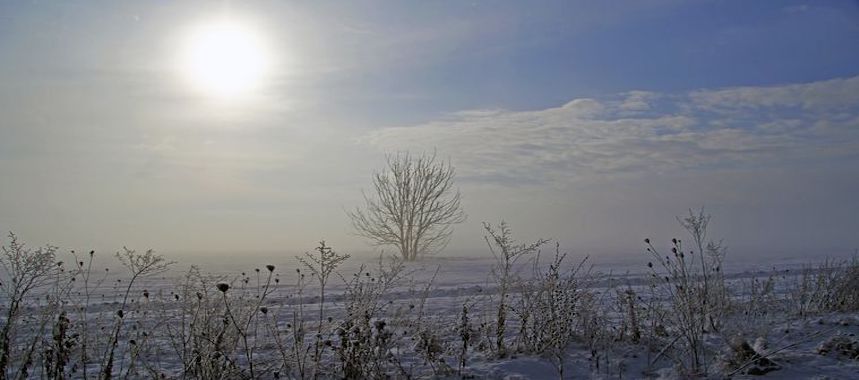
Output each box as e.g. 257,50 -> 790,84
3,251 -> 859,379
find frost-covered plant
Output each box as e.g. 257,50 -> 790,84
297,240 -> 349,377
159,264 -> 281,379
414,324 -> 449,376
43,310 -> 76,380
333,256 -> 407,379
677,208 -> 729,332
334,316 -> 399,379
781,257 -> 859,320
483,221 -> 548,358
67,249 -> 110,379
455,303 -> 474,376
644,237 -> 708,374
643,208 -> 728,376
163,267 -> 237,379
809,258 -> 859,313
99,248 -> 172,380
513,244 -> 593,378
221,267 -> 277,379
617,286 -> 642,344
737,273 -> 780,334
0,232 -> 62,378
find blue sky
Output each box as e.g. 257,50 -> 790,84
1,1 -> 858,259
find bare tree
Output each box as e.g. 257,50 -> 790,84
349,152 -> 466,261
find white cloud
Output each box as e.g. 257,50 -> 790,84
364,76 -> 859,186
619,90 -> 658,112
689,76 -> 859,111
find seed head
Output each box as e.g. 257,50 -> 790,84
375,320 -> 387,330
216,283 -> 230,293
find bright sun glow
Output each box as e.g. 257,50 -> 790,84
181,19 -> 270,99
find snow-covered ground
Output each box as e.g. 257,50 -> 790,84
3,252 -> 859,379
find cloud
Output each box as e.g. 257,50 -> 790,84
689,76 -> 859,111
363,76 -> 859,186
618,90 -> 658,112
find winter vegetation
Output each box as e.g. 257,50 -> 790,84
4,2 -> 859,379
1,210 -> 858,379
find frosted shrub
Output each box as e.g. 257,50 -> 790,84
297,241 -> 349,376
643,209 -> 729,376
164,267 -> 239,379
100,248 -> 173,379
809,259 -> 859,313
0,233 -> 64,378
513,244 -> 593,378
333,255 -> 408,379
483,221 -> 548,358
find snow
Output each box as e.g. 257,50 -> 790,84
3,253 -> 859,379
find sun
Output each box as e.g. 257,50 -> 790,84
180,19 -> 270,99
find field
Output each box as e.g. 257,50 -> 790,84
2,225 -> 859,380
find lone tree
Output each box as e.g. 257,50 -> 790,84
349,152 -> 466,261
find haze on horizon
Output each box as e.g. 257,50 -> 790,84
1,1 -> 858,261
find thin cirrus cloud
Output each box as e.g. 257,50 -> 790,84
363,76 -> 859,186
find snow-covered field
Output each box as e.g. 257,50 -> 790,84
2,244 -> 858,379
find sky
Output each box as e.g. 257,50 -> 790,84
1,1 -> 858,261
